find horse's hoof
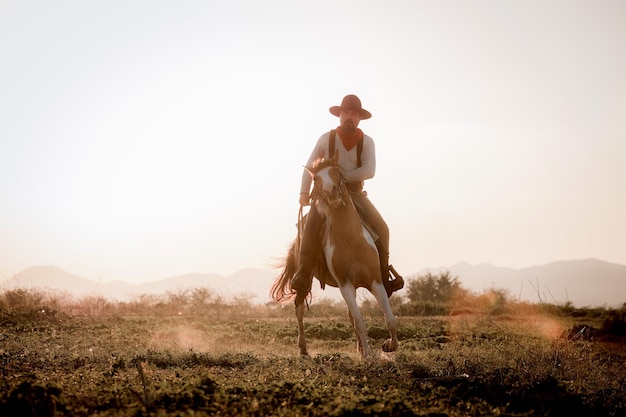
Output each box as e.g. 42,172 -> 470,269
382,339 -> 398,352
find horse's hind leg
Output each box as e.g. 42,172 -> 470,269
294,293 -> 309,356
371,282 -> 399,352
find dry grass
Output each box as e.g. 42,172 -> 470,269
1,288 -> 625,416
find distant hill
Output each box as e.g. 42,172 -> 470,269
3,259 -> 625,307
418,258 -> 626,307
2,266 -> 278,303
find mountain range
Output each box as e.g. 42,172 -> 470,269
2,266 -> 278,304
2,258 -> 625,307
421,258 -> 626,308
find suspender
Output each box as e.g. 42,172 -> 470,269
329,129 -> 363,167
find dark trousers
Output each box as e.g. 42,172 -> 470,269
352,194 -> 390,263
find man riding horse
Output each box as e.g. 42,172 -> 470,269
291,94 -> 404,298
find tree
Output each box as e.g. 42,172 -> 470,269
406,271 -> 462,303
190,287 -> 214,314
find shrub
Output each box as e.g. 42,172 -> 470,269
406,271 -> 464,304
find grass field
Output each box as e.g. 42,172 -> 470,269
1,290 -> 625,416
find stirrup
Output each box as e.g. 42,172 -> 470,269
387,264 -> 404,294
389,264 -> 403,281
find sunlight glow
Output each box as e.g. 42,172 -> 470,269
1,0 -> 625,285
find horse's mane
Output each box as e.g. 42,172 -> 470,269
310,156 -> 338,174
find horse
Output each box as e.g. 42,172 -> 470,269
270,153 -> 398,358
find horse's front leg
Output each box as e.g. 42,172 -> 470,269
340,285 -> 372,358
347,309 -> 364,355
294,293 -> 309,356
371,282 -> 399,352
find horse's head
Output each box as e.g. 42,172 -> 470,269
307,153 -> 347,209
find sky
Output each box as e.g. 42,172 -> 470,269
1,0 -> 625,284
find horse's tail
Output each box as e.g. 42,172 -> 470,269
270,240 -> 298,302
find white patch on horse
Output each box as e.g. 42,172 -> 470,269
318,169 -> 334,193
361,225 -> 377,250
324,238 -> 336,278
316,200 -> 331,217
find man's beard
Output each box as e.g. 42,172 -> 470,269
342,121 -> 356,132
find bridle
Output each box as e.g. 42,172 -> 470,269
312,167 -> 347,209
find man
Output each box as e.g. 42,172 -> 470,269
291,94 -> 404,297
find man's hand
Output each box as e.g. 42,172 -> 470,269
299,192 -> 310,206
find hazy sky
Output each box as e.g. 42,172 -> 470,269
1,1 -> 625,284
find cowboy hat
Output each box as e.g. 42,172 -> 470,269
329,94 -> 372,119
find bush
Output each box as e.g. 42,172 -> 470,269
406,271 -> 464,304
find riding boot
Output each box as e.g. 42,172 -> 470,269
291,208 -> 321,295
379,249 -> 404,297
389,264 -> 404,292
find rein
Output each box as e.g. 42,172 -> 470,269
296,205 -> 305,250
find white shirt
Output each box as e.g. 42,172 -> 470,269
300,130 -> 376,195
